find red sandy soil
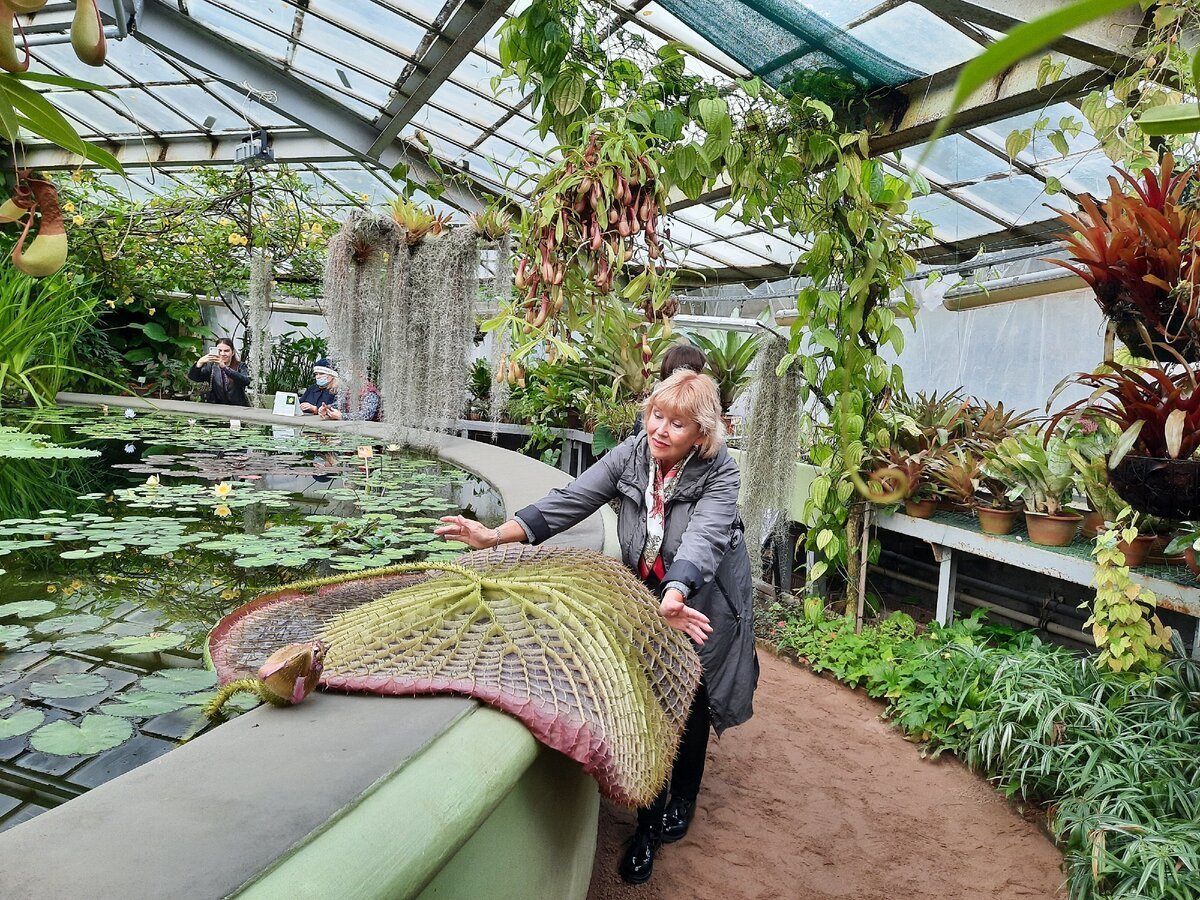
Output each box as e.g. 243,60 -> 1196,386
587,650 -> 1064,900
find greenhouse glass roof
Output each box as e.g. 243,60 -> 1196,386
18,0 -> 1145,279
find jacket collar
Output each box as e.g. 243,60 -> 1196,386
617,434 -> 722,504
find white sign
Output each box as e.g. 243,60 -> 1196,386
272,391 -> 301,416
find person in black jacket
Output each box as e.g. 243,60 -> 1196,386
298,358 -> 339,414
187,337 -> 251,407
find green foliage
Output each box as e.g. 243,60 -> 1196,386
773,599 -> 1200,898
262,325 -> 328,396
0,262 -> 102,406
980,426 -> 1075,515
1089,526 -> 1172,672
686,331 -> 761,412
0,72 -> 122,173
60,166 -> 337,391
28,714 -> 132,756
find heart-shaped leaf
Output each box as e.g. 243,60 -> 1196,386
0,708 -> 44,739
30,673 -> 110,699
29,714 -> 132,755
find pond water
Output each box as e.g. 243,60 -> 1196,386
0,406 -> 502,831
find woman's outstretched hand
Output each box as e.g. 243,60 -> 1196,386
660,589 -> 712,645
435,514 -> 497,550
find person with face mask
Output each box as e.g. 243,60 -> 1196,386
298,359 -> 339,414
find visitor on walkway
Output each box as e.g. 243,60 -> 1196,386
632,341 -> 708,435
435,369 -> 757,886
318,380 -> 382,422
298,358 -> 339,414
187,337 -> 251,407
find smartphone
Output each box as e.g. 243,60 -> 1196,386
207,347 -> 218,357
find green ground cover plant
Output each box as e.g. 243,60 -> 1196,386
771,603 -> 1200,899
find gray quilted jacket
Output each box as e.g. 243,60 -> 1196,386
515,433 -> 758,734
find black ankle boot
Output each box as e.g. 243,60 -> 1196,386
618,826 -> 661,884
661,797 -> 696,843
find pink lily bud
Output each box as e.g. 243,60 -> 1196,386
256,641 -> 326,705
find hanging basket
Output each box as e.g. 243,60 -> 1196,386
1110,309 -> 1200,364
1109,455 -> 1200,519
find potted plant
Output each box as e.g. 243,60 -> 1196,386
870,447 -> 940,518
929,447 -> 979,514
981,426 -> 1081,546
1048,361 -> 1200,519
1165,523 -> 1200,577
1047,153 -> 1200,362
466,358 -> 492,420
687,330 -> 762,416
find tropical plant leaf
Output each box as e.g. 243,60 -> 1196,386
30,673 -> 109,699
0,708 -> 44,739
209,545 -> 701,807
29,714 -> 132,755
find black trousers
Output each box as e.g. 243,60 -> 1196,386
636,678 -> 710,834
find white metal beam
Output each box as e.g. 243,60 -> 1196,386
126,0 -> 486,212
368,0 -> 515,158
910,0 -> 1146,69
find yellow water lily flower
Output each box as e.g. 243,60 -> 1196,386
214,482 -> 233,498
214,504 -> 232,519
46,584 -> 57,594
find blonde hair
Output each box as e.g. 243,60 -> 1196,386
642,370 -> 726,458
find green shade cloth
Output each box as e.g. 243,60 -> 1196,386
656,0 -> 923,88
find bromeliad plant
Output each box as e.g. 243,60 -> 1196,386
1047,361 -> 1200,466
1046,153 -> 1200,360
686,330 -> 762,413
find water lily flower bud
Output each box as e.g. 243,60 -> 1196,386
256,641 -> 326,705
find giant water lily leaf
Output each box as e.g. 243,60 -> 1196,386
30,673 -> 109,699
0,708 -> 44,739
0,624 -> 30,648
210,545 -> 700,807
0,600 -> 56,618
29,714 -> 132,755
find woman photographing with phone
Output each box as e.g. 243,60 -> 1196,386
187,337 -> 251,407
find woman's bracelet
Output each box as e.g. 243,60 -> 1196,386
492,527 -> 502,548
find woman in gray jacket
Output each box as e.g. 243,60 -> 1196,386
437,370 -> 758,885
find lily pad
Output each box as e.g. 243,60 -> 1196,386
53,633 -> 116,652
138,669 -> 217,694
0,708 -> 44,739
29,714 -> 132,756
30,673 -> 110,699
59,548 -> 106,560
107,633 -> 187,654
36,614 -> 105,634
0,624 -> 30,647
101,691 -> 188,717
0,695 -> 12,711
0,600 -> 55,618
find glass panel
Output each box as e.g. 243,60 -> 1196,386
51,92 -> 139,135
205,84 -> 296,128
189,0 -> 293,61
110,88 -> 199,132
290,45 -> 393,108
906,192 -> 998,241
308,0 -> 425,58
849,3 -> 981,74
902,133 -> 1007,186
958,174 -> 1055,226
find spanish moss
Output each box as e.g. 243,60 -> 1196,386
247,250 -> 273,406
740,334 -> 805,577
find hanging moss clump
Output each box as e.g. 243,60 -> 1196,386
740,334 -> 805,577
323,213 -> 391,416
247,250 -> 273,406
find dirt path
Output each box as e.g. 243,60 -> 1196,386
587,651 -> 1064,900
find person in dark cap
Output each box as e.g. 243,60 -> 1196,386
298,358 -> 339,414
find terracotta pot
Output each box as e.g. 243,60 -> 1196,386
1081,510 -> 1105,539
1114,533 -> 1156,567
1148,533 -> 1187,566
1024,510 -> 1081,547
1109,455 -> 1200,520
904,497 -> 938,519
1186,547 -> 1200,578
976,505 -> 1017,535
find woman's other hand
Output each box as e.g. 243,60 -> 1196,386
318,404 -> 342,420
435,515 -> 497,549
299,402 -> 317,413
197,354 -> 215,366
660,589 -> 712,645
